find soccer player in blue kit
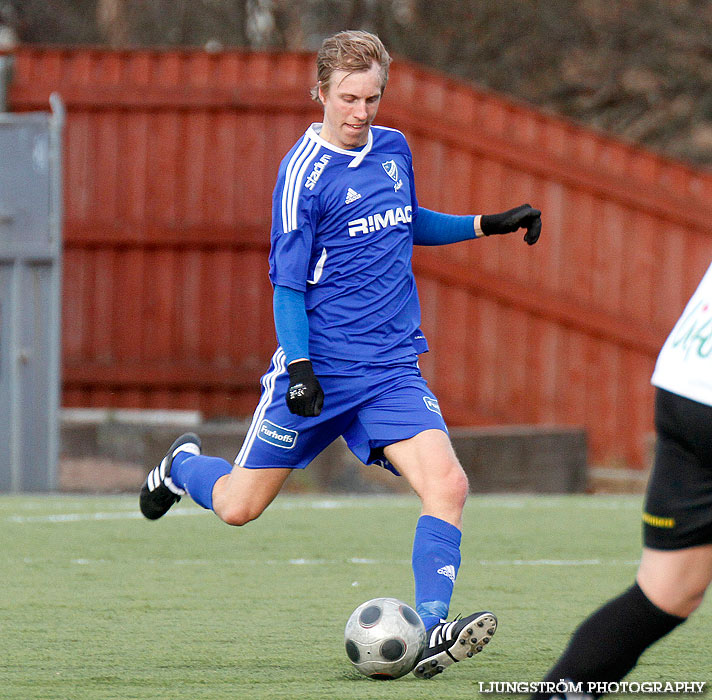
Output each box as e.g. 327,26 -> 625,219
141,30 -> 541,679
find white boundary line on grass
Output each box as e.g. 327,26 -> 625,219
4,494 -> 642,524
5,509 -> 203,523
17,556 -> 639,567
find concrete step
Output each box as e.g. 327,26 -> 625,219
60,409 -> 589,495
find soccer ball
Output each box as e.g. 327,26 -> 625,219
344,597 -> 426,680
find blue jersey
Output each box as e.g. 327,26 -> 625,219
268,123 -> 428,364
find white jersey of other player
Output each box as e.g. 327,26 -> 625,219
652,261 -> 712,407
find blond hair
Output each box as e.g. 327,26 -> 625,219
310,30 -> 392,103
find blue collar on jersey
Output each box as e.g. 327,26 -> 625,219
306,123 -> 373,168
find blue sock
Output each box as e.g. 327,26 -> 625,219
412,515 -> 462,630
171,452 -> 232,511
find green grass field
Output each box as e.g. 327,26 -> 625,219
1,493 -> 710,700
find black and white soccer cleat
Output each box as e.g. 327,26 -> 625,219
139,433 -> 201,520
412,611 -> 497,679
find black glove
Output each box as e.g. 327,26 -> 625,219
286,360 -> 324,417
480,204 -> 542,245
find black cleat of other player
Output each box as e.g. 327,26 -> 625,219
412,611 -> 497,679
139,433 -> 201,520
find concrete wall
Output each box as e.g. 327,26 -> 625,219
59,410 -> 587,495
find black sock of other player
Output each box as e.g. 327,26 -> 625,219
531,582 -> 685,699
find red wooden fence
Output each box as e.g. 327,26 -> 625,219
7,46 -> 712,469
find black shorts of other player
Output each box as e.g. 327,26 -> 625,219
643,387 -> 712,550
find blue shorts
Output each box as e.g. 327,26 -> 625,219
234,349 -> 448,474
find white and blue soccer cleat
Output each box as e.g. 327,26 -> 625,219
412,611 -> 497,679
139,433 -> 201,520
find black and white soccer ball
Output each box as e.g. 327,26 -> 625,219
344,597 -> 426,680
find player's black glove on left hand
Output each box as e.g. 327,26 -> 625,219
481,204 -> 542,245
286,360 -> 324,417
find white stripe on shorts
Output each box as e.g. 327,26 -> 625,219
235,347 -> 287,467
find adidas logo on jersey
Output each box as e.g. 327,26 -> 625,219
347,205 -> 413,237
345,188 -> 361,204
437,565 -> 456,583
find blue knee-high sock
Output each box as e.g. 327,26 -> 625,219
412,515 -> 462,630
170,452 -> 232,511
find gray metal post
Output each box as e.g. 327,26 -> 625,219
0,55 -> 12,112
0,94 -> 64,492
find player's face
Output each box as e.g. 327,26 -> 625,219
318,63 -> 382,150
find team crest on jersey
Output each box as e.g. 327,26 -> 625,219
382,159 -> 403,192
257,419 -> 298,449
